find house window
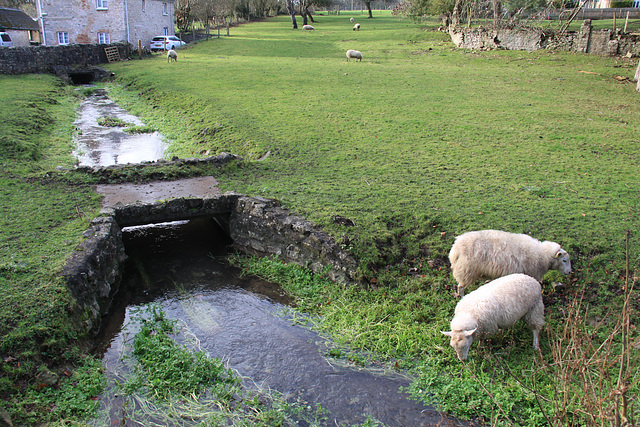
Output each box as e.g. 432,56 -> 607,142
162,2 -> 168,15
142,0 -> 146,11
57,32 -> 69,45
98,32 -> 110,44
96,0 -> 108,10
163,27 -> 169,35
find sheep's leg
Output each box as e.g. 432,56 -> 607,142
532,328 -> 540,350
525,300 -> 544,350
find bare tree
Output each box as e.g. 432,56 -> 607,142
286,0 -> 298,28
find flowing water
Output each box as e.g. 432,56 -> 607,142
91,217 -> 464,427
74,89 -> 167,167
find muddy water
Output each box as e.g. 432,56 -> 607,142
93,217 -> 460,426
74,89 -> 167,167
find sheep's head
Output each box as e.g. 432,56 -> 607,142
441,328 -> 476,361
552,248 -> 572,275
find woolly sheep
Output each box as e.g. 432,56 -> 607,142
442,273 -> 544,361
167,49 -> 177,62
350,17 -> 355,23
302,24 -> 315,31
353,23 -> 361,31
449,229 -> 571,297
346,49 -> 363,62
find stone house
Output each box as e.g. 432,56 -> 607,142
0,7 -> 41,46
35,0 -> 175,48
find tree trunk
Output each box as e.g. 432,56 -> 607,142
286,0 -> 298,29
451,0 -> 463,26
306,8 -> 315,23
365,0 -> 373,17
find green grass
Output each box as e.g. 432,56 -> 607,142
0,75 -> 103,423
102,12 -> 640,424
1,11 -> 639,425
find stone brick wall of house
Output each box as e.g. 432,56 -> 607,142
128,0 -> 176,50
37,0 -> 174,48
39,0 -> 126,45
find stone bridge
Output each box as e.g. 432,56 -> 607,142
62,190 -> 359,335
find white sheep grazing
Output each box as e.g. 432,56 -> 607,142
350,17 -> 355,23
346,49 -> 363,62
302,24 -> 315,31
449,229 -> 571,297
353,23 -> 361,31
442,273 -> 544,361
167,49 -> 177,62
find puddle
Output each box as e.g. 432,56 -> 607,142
74,89 -> 167,167
92,217 -> 461,426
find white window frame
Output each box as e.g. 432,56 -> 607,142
57,32 -> 69,45
142,0 -> 146,11
96,0 -> 108,10
163,27 -> 169,36
162,2 -> 168,15
97,32 -> 110,44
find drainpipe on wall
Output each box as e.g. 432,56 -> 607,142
124,0 -> 130,43
36,0 -> 47,46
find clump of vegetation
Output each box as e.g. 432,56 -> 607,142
123,125 -> 157,134
98,304 -> 328,426
97,116 -> 133,127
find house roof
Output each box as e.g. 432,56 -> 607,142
0,7 -> 39,31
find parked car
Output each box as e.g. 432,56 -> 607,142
0,33 -> 13,47
150,35 -> 185,51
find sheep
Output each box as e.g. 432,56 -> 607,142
302,25 -> 315,31
353,23 -> 361,31
442,273 -> 544,361
167,49 -> 177,62
346,49 -> 363,62
448,229 -> 571,297
350,17 -> 355,23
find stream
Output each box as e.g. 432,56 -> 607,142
91,217 -> 459,426
73,88 -> 167,167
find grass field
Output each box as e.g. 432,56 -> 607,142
1,10 -> 639,425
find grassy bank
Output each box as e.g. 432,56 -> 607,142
0,75 -> 105,423
0,10 -> 638,425
103,11 -> 639,425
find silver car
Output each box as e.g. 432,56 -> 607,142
150,35 -> 185,52
0,33 -> 13,47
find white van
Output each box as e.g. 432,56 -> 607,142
0,33 -> 13,47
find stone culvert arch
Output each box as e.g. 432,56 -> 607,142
62,190 -> 359,336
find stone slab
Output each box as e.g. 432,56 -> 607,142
96,176 -> 221,206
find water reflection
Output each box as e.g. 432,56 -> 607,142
73,90 -> 167,167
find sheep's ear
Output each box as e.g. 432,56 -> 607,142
554,251 -> 562,258
463,328 -> 477,337
441,331 -> 453,337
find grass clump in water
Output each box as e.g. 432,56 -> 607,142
101,304 -> 328,426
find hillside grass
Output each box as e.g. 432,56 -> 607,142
103,11 -> 640,424
0,10 -> 638,425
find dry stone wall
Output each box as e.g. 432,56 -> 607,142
448,20 -> 640,56
0,42 -> 129,75
63,192 -> 359,336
